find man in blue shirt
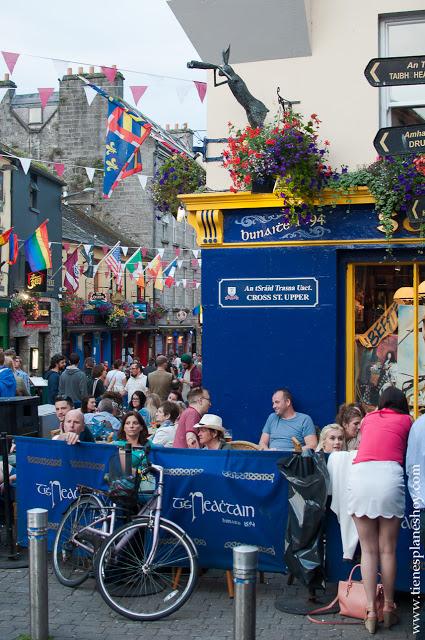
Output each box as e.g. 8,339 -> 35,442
258,388 -> 317,451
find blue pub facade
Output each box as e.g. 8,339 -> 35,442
183,188 -> 425,442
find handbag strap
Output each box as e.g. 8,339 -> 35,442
308,595 -> 362,625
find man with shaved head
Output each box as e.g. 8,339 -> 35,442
53,409 -> 95,445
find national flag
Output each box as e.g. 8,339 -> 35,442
80,244 -> 94,278
125,248 -> 145,288
24,221 -> 52,271
145,253 -> 162,280
63,248 -> 80,293
0,227 -> 13,247
105,244 -> 123,290
80,80 -> 152,199
8,230 -> 18,265
163,257 -> 178,288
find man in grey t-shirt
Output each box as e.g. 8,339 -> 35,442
258,388 -> 318,451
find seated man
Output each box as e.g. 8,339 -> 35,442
84,397 -> 121,438
55,395 -> 74,432
53,409 -> 95,445
258,388 -> 318,451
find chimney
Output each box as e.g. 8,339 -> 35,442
67,67 -> 73,75
78,66 -> 84,75
89,66 -> 94,74
166,124 -> 170,131
174,123 -> 179,130
4,73 -> 9,82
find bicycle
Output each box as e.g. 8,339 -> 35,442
52,449 -> 198,621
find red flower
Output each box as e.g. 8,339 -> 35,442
265,138 -> 275,145
244,175 -> 252,184
324,139 -> 330,146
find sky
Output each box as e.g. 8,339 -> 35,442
0,0 -> 207,142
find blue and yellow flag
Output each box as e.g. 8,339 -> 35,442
83,81 -> 152,199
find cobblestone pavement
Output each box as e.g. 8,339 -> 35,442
0,563 -> 417,640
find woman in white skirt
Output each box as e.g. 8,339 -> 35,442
347,387 -> 412,634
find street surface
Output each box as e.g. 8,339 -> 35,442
0,564 -> 414,639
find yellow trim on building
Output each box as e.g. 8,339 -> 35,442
345,264 -> 356,403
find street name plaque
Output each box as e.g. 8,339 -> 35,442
365,55 -> 425,87
218,277 -> 319,308
373,124 -> 425,156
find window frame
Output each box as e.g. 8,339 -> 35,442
379,12 -> 425,126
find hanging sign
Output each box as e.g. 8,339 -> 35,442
219,278 -> 319,308
373,124 -> 425,156
407,196 -> 425,224
25,262 -> 47,292
26,301 -> 51,325
364,55 -> 425,87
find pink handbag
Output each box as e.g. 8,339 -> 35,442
308,564 -> 384,625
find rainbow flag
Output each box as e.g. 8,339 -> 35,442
24,221 -> 52,271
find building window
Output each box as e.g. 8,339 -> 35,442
348,262 -> 424,417
29,173 -> 39,211
29,107 -> 43,125
172,217 -> 177,244
161,221 -> 168,243
380,13 -> 425,126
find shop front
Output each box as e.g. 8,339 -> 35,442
182,189 -> 425,441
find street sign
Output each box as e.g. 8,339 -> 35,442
373,124 -> 425,156
407,196 -> 425,224
365,55 -> 425,87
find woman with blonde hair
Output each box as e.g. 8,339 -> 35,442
316,424 -> 346,453
336,402 -> 365,450
145,392 -> 161,424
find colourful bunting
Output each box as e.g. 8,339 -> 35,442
54,163 -> 65,177
1,51 -> 19,75
19,157 -> 31,174
101,66 -> 117,83
130,86 -> 148,105
38,88 -> 54,109
194,81 -> 207,103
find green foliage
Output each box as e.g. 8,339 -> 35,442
151,154 -> 206,214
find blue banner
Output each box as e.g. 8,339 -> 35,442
16,437 -> 120,549
150,448 -> 287,572
218,277 -> 318,308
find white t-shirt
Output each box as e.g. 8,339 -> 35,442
105,369 -> 127,392
125,374 -> 147,398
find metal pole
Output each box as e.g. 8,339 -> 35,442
233,545 -> 258,640
1,432 -> 15,557
125,443 -> 132,475
27,508 -> 49,640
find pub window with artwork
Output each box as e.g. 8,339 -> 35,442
354,263 -> 424,415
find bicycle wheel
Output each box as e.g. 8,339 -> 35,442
95,517 -> 198,621
53,494 -> 108,587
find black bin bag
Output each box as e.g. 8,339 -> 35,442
278,450 -> 329,590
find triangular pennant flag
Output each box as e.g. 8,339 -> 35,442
63,243 -> 70,252
175,280 -> 181,288
38,88 -> 54,109
141,247 -> 148,258
191,249 -> 200,258
19,157 -> 31,175
177,259 -> 183,268
51,58 -> 69,80
182,279 -> 187,289
83,85 -> 97,106
191,258 -> 198,268
195,282 -> 201,289
0,88 -> 8,104
101,66 -> 117,83
130,85 -> 148,105
157,248 -> 165,258
1,51 -> 19,75
48,242 -> 52,248
102,245 -> 109,255
54,163 -> 65,177
137,174 -> 148,190
85,167 -> 95,183
83,244 -> 92,254
175,83 -> 191,104
175,247 -> 181,257
121,246 -> 128,257
194,81 -> 207,103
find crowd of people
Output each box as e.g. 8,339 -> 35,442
0,349 -> 422,632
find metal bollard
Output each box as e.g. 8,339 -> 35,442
27,508 -> 49,640
233,545 -> 258,640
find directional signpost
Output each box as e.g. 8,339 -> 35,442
407,196 -> 425,224
373,124 -> 425,156
365,55 -> 425,87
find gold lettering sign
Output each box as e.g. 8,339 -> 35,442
27,273 -> 43,289
357,301 -> 399,349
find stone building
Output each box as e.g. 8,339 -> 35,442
0,68 -> 202,356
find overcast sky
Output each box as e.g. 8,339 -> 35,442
0,0 -> 207,140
